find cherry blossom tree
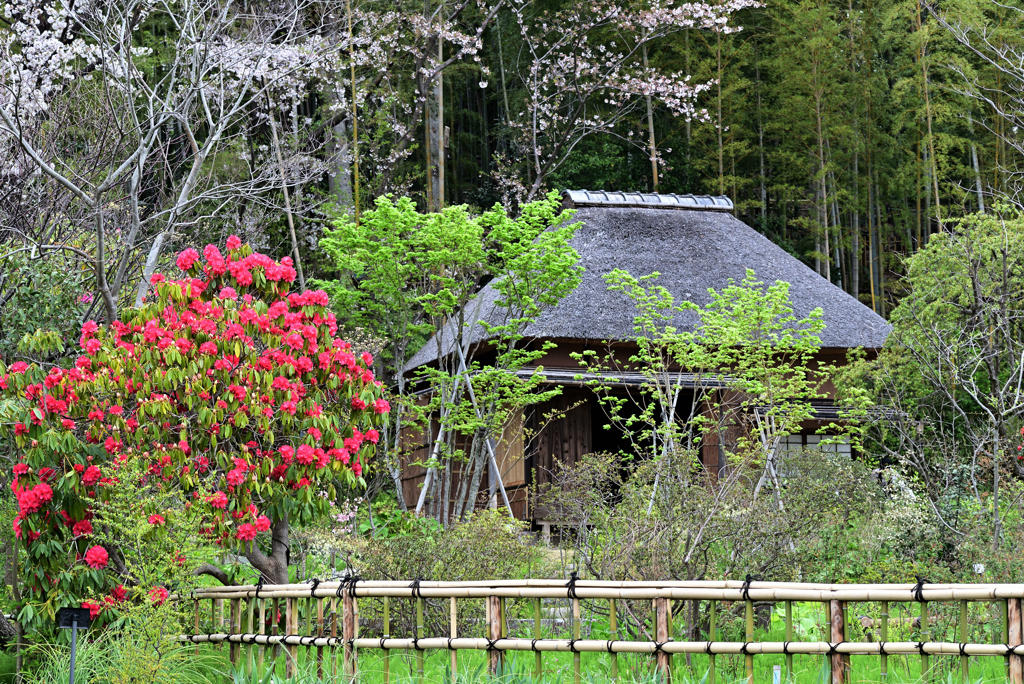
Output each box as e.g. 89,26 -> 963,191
498,0 -> 758,203
2,238 -> 388,633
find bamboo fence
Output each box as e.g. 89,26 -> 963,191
178,578 -> 1024,684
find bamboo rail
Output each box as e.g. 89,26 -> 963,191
178,580 -> 1024,683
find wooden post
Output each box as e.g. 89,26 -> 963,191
449,597 -> 458,678
272,598 -> 281,673
1005,600 -> 1012,680
343,589 -> 356,682
880,601 -> 889,681
830,599 -> 848,684
784,600 -> 793,682
959,600 -> 968,684
1009,598 -> 1023,684
572,596 -> 581,684
708,600 -> 717,684
488,595 -> 504,675
534,597 -> 543,678
382,596 -> 390,684
246,597 -> 256,677
230,598 -> 241,665
745,598 -> 754,684
330,597 -> 339,681
609,598 -> 619,683
655,597 -> 671,682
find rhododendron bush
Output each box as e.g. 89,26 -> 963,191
1,238 -> 388,633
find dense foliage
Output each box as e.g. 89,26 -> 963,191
1,239 -> 388,633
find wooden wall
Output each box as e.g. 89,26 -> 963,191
532,387 -> 593,489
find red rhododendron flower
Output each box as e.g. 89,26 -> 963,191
12,463 -> 28,475
176,248 -> 200,271
148,514 -> 166,526
149,586 -> 169,605
32,483 -> 53,503
82,465 -> 102,485
226,235 -> 242,250
255,515 -> 271,532
84,545 -> 109,569
208,491 -> 229,509
110,585 -> 127,602
351,397 -> 366,410
373,398 -> 390,414
82,601 -> 103,620
236,523 -> 257,541
73,519 -> 94,536
14,422 -> 28,435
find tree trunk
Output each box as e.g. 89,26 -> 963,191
243,515 -> 291,584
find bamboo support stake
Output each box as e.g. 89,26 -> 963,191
534,597 -> 542,678
285,598 -> 296,679
230,598 -> 241,665
921,599 -> 930,680
880,601 -> 889,680
450,597 -> 458,677
317,597 -> 324,680
708,601 -> 717,684
960,600 -> 968,683
330,597 -> 338,681
1009,598 -> 1023,684
784,601 -> 793,682
258,598 -> 266,676
246,597 -> 256,677
609,598 -> 619,683
488,595 -> 504,674
745,598 -> 754,684
382,597 -> 390,684
343,588 -> 356,682
656,597 -> 671,682
194,599 -> 200,656
573,597 -> 582,684
1006,600 -> 1012,679
416,596 -> 425,683
830,600 -> 848,684
272,598 -> 281,672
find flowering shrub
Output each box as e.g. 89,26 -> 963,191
2,238 -> 388,633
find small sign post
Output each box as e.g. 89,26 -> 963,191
57,607 -> 92,684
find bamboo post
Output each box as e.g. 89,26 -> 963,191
609,598 -> 619,683
488,595 -> 504,675
960,600 -> 968,683
921,599 -> 930,680
258,598 -> 266,676
230,598 -> 241,665
449,597 -> 458,677
382,596 -> 390,684
656,597 -> 671,682
246,596 -> 256,677
316,597 -> 324,680
784,600 -> 793,682
1005,600 -> 1012,680
830,599 -> 848,684
573,596 -> 582,684
288,597 -> 299,679
745,597 -> 754,684
534,597 -> 542,678
194,599 -> 200,656
353,592 -> 360,680
343,588 -> 356,682
1009,598 -> 1023,684
416,596 -> 425,682
880,600 -> 889,680
708,600 -> 717,684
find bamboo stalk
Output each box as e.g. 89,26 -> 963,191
921,600 -> 930,680
285,598 -> 296,679
573,596 -> 581,684
194,599 -> 200,656
416,596 -> 425,682
656,597 -> 671,681
1006,600 -> 1012,680
450,597 -> 457,677
258,598 -> 266,676
317,597 -> 324,680
382,596 -> 390,684
230,598 -> 240,665
246,597 -> 256,677
745,598 -> 754,684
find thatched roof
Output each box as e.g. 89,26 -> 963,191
405,192 -> 890,371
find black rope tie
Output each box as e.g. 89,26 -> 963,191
878,642 -> 888,656
740,642 -> 752,656
826,642 -> 840,657
653,642 -> 665,655
705,641 -> 714,655
566,571 -> 579,600
1006,645 -> 1017,657
486,638 -> 501,652
783,641 -> 791,655
916,642 -> 927,657
606,640 -> 615,654
447,638 -> 455,651
309,578 -> 320,598
959,643 -> 968,657
347,575 -> 361,598
741,573 -> 760,602
912,576 -> 929,603
378,638 -> 388,650
410,578 -> 423,599
255,577 -> 264,600
531,638 -> 539,651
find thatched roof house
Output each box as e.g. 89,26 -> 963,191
401,191 -> 891,524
